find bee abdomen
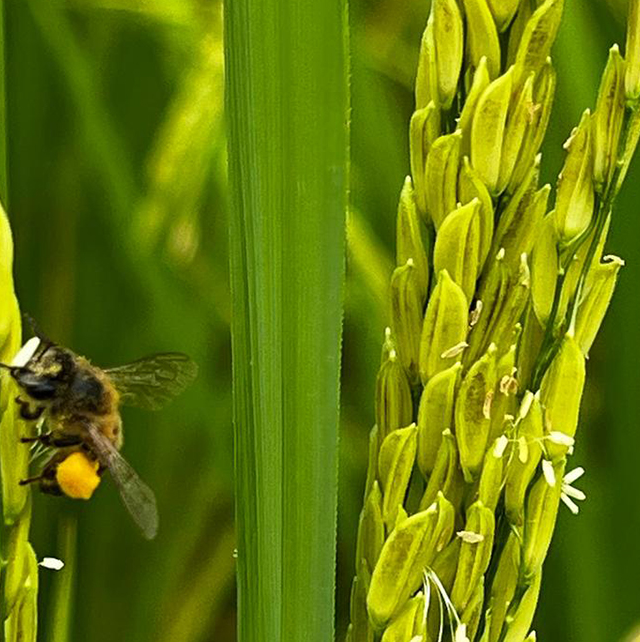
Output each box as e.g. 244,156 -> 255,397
101,416 -> 124,449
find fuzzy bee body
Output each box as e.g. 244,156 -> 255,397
2,333 -> 197,539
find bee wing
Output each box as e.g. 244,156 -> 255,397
83,423 -> 158,540
105,352 -> 198,411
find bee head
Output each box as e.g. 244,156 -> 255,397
8,344 -> 75,402
9,367 -> 58,400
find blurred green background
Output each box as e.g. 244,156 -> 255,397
2,0 -> 640,640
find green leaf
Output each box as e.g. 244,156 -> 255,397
225,0 -> 349,640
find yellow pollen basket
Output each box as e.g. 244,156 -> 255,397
56,451 -> 101,500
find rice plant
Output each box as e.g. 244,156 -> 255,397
1,0 -> 640,640
346,1 -> 640,640
0,205 -> 37,642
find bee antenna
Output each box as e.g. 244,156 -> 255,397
22,314 -> 52,344
19,475 -> 43,486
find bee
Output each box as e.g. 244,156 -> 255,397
0,329 -> 197,539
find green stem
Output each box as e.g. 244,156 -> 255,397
225,0 -> 349,639
565,204 -> 609,337
531,102 -> 638,390
530,268 -> 566,391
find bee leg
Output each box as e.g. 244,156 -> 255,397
21,432 -> 53,445
20,433 -> 82,448
14,397 -> 44,421
48,435 -> 82,447
18,474 -> 43,486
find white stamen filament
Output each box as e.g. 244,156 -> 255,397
563,466 -> 585,485
542,459 -> 556,486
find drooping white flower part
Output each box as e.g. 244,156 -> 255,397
541,459 -> 556,487
11,337 -> 40,367
423,568 -> 470,642
561,466 -> 586,515
39,557 -> 64,571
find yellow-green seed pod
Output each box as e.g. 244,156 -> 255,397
356,482 -> 386,580
498,74 -> 535,194
531,213 -> 559,325
508,62 -> 557,194
381,327 -> 396,363
378,424 -> 419,530
390,261 -> 424,380
424,131 -> 462,229
431,536 -> 461,591
350,576 -> 374,642
554,110 -> 595,243
459,58 -> 491,156
513,0 -> 564,87
3,508 -> 32,614
433,199 -> 483,302
1,204 -> 28,523
461,577 -> 485,641
626,0 -> 640,100
394,505 -> 408,529
523,458 -> 566,579
462,0 -> 501,79
531,61 -> 557,150
410,103 -> 438,214
433,0 -> 464,110
465,252 -> 508,365
505,392 -> 544,526
4,543 -> 38,642
397,177 -> 429,301
488,343 -> 517,444
506,0 -> 533,68
486,0 -> 519,32
540,335 -> 585,460
0,206 -> 22,360
479,611 -> 493,642
368,493 -> 455,628
466,276 -> 519,370
501,573 -> 543,642
517,308 -> 544,393
375,351 -> 414,442
458,156 -> 495,270
486,532 -> 521,642
471,67 -> 514,195
380,593 -> 426,642
574,256 -> 624,356
456,343 -> 498,482
419,269 -> 469,382
417,361 -> 462,477
451,501 -> 495,612
478,435 -> 509,512
364,425 -> 380,499
557,215 -> 611,322
593,45 -> 625,191
421,429 -> 465,511
485,255 -> 531,359
416,16 -> 440,114
493,158 -> 541,270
